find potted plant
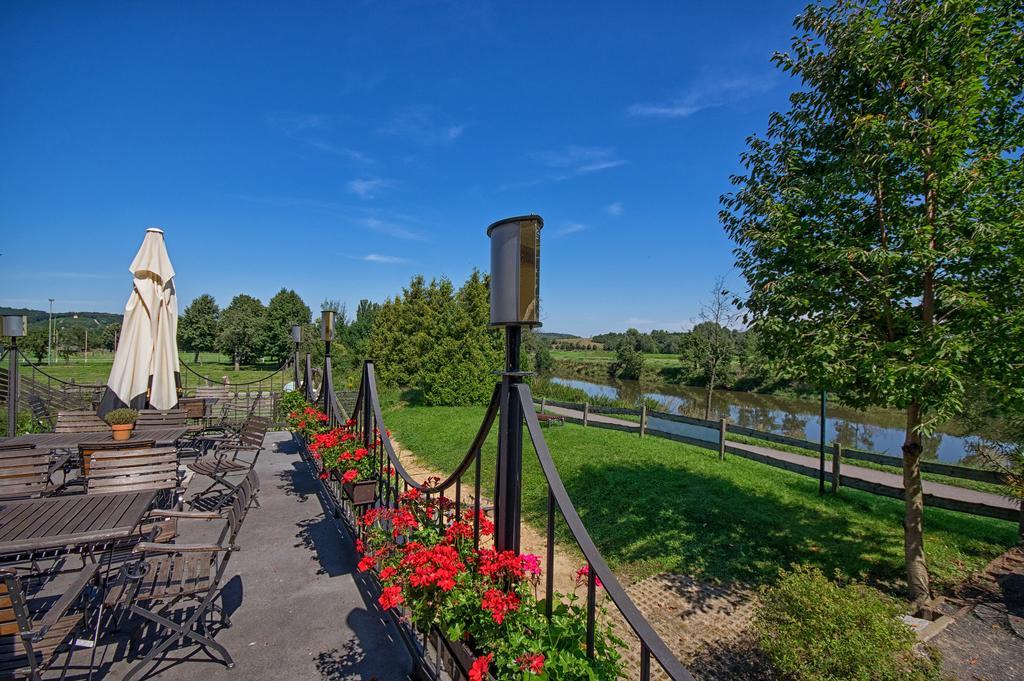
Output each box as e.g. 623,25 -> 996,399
306,419 -> 379,506
105,408 -> 139,441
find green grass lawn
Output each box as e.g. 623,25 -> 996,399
552,349 -> 681,369
19,351 -> 287,386
382,393 -> 1019,596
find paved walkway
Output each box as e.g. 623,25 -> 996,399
541,405 -> 1019,518
73,431 -> 412,681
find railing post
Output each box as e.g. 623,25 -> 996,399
495,326 -> 524,554
832,442 -> 842,493
640,404 -> 647,439
6,340 -> 18,437
583,402 -> 589,427
718,417 -> 727,461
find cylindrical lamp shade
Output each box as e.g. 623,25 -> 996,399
291,325 -> 302,344
320,310 -> 336,342
487,215 -> 543,327
2,315 -> 27,337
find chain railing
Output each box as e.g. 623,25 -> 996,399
300,359 -> 693,681
179,359 -> 291,425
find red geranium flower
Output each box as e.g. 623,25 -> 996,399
378,585 -> 403,610
357,555 -> 375,572
341,469 -> 359,484
468,653 -> 492,681
379,566 -> 397,581
318,471 -> 329,481
481,588 -> 520,624
575,564 -> 603,589
517,653 -> 545,674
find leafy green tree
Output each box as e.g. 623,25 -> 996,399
265,288 -> 312,362
343,299 -> 380,361
217,294 -> 268,370
96,323 -> 120,352
721,0 -> 1024,603
21,326 -> 48,364
178,294 -> 220,363
609,329 -> 644,380
681,278 -> 739,419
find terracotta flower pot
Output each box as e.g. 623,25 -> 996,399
111,424 -> 134,441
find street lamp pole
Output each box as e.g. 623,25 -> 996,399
291,325 -> 302,389
320,310 -> 336,416
4,316 -> 27,437
488,215 -> 543,555
47,298 -> 54,366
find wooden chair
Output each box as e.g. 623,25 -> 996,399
186,418 -> 267,510
76,439 -> 156,479
26,396 -> 54,432
103,480 -> 257,680
0,443 -> 36,452
86,447 -> 179,498
0,564 -> 101,681
134,409 -> 188,430
0,448 -> 51,500
55,410 -> 107,434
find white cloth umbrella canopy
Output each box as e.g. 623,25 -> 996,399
99,228 -> 180,415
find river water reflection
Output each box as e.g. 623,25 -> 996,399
548,375 -> 982,465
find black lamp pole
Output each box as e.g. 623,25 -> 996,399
4,316 -> 27,437
489,215 -> 543,555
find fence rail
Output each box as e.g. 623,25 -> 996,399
298,359 -> 694,680
535,395 -> 1022,531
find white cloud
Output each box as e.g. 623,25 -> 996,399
346,177 -> 394,199
362,254 -> 409,264
377,107 -> 466,145
605,201 -> 624,217
500,147 -> 626,191
628,73 -> 777,119
361,217 -> 427,242
554,222 -> 587,237
267,111 -> 375,164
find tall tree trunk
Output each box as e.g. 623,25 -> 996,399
902,402 -> 931,605
193,350 -> 200,363
234,353 -> 240,372
704,365 -> 716,420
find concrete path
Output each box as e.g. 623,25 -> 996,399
74,430 -> 412,681
542,405 -> 1019,517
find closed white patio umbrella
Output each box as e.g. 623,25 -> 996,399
98,228 -> 180,415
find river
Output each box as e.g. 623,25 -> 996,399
548,375 -> 986,465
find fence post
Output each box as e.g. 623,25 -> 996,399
718,418 -> 727,461
640,404 -> 647,439
541,396 -> 547,413
832,443 -> 842,493
583,402 -> 589,427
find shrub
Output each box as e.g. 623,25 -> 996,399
104,408 -> 139,426
755,566 -> 942,681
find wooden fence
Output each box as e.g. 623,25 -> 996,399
535,396 -> 1021,529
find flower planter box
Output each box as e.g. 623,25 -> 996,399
337,474 -> 377,506
426,626 -> 481,681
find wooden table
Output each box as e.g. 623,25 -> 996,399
0,490 -> 157,556
0,427 -> 189,452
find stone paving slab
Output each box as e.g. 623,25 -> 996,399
64,431 -> 412,681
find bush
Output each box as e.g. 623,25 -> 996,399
104,408 -> 139,426
755,566 -> 942,681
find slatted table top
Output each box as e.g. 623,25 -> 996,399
0,427 -> 189,451
0,490 -> 157,555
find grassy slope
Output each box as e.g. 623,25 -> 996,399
382,396 -> 1018,595
20,351 -> 284,386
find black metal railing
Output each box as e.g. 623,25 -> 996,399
179,359 -> 291,424
299,359 -> 693,680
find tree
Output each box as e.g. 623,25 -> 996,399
265,288 -> 311,362
720,0 -> 1024,604
20,327 -> 48,364
217,294 -> 267,370
343,299 -> 380,360
609,329 -> 644,380
178,294 -> 220,363
682,278 -> 739,419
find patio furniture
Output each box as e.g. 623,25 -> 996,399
55,410 -> 107,434
77,439 -> 157,478
26,396 -> 54,432
86,447 -> 179,498
134,409 -> 188,430
0,491 -> 156,563
186,420 -> 266,511
0,448 -> 51,501
0,563 -> 101,681
103,479 -> 257,680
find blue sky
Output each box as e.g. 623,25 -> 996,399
1,1 -> 807,337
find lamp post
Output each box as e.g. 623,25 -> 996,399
488,215 -> 543,554
291,324 -> 302,389
321,310 -> 336,414
47,298 -> 54,366
4,315 -> 27,437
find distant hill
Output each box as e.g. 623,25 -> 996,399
535,332 -> 579,340
0,307 -> 122,329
